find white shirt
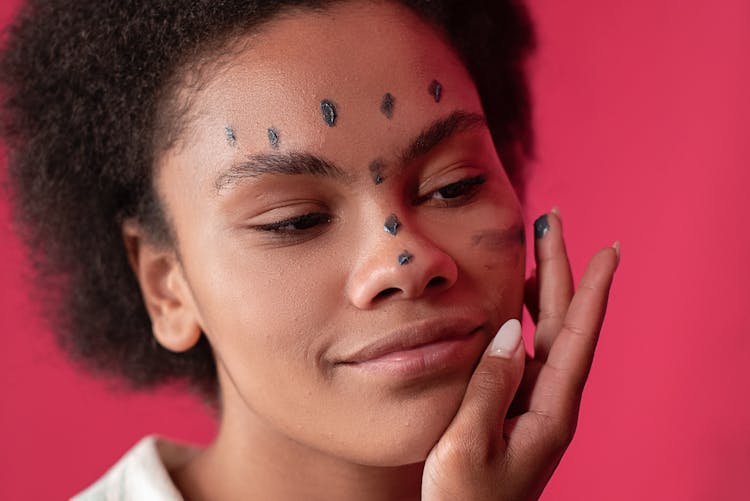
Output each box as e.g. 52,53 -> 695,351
71,436 -> 199,500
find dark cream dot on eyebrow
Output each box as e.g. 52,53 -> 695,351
225,126 -> 237,147
398,251 -> 414,266
320,99 -> 337,127
369,159 -> 385,185
429,79 -> 442,103
384,214 -> 401,236
267,127 -> 280,149
380,92 -> 395,119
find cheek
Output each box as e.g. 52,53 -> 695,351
187,238 -> 340,367
443,205 -> 526,319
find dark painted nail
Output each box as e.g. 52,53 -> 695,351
267,127 -> 280,149
384,214 -> 400,236
398,251 -> 413,266
321,99 -> 337,127
534,214 -> 550,239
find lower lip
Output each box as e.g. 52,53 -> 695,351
342,329 -> 485,379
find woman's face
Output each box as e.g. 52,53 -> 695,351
157,0 -> 525,466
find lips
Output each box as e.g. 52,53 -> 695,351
336,317 -> 484,366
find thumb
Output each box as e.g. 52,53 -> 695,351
446,319 -> 526,452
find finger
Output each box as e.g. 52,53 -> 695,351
532,209 -> 575,362
500,245 -> 619,499
441,319 -> 526,458
533,244 -> 619,421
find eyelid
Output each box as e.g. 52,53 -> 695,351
252,212 -> 332,232
413,171 -> 488,206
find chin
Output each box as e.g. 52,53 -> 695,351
347,385 -> 467,467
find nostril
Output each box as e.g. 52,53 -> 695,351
374,287 -> 400,301
427,276 -> 447,289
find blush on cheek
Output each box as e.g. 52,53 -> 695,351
470,225 -> 525,250
469,226 -> 526,275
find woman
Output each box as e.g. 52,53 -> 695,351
0,0 -> 618,498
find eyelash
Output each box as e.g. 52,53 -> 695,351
418,174 -> 486,206
254,213 -> 332,234
253,175 -> 486,235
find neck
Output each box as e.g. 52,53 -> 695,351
172,380 -> 424,500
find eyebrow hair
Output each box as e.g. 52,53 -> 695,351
213,110 -> 487,194
399,110 -> 487,165
215,151 -> 347,193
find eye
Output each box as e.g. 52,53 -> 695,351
417,174 -> 487,206
253,212 -> 332,234
433,175 -> 486,200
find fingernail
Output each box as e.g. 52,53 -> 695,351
612,240 -> 621,264
534,214 -> 550,239
551,206 -> 561,217
489,319 -> 522,358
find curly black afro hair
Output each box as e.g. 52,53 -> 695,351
0,0 -> 535,406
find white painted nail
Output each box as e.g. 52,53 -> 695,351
612,240 -> 621,265
489,319 -> 522,359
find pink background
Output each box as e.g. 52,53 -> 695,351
2,1 -> 749,499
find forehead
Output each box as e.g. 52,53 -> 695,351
169,1 -> 485,186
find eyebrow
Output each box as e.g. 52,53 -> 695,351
215,152 -> 347,193
213,110 -> 487,194
399,110 -> 487,166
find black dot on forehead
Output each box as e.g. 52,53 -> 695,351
320,99 -> 337,127
429,80 -> 443,103
267,127 -> 280,149
380,93 -> 395,119
384,214 -> 401,236
225,126 -> 237,146
398,251 -> 414,266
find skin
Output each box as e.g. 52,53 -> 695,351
122,1 -> 619,499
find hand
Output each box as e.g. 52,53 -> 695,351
422,210 -> 619,500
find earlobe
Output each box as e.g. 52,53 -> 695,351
121,219 -> 203,353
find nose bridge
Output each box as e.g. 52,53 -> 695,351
346,211 -> 458,309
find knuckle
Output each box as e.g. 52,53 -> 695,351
577,281 -> 600,295
562,320 -> 588,337
537,310 -> 565,323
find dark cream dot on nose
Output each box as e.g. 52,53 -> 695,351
398,251 -> 413,266
384,214 -> 401,236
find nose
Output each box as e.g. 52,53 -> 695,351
346,223 -> 458,309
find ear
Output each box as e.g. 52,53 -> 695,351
122,219 -> 202,352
